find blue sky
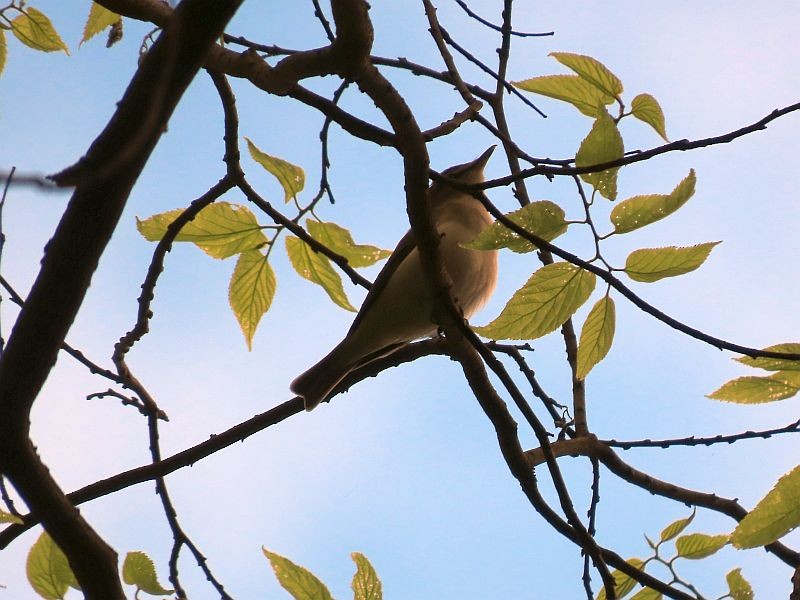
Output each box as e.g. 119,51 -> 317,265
1,1 -> 799,599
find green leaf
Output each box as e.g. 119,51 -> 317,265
286,236 -> 356,312
229,250 -> 276,350
122,551 -> 173,596
726,568 -> 754,600
731,464 -> 800,548
136,202 -> 268,259
630,588 -> 662,600
307,221 -> 391,268
660,511 -> 695,542
631,94 -> 668,141
707,371 -> 800,404
351,552 -> 382,600
263,548 -> 334,600
576,109 -> 624,200
549,52 -> 623,99
475,263 -> 595,340
26,531 -> 79,600
0,509 -> 22,524
674,533 -> 728,559
463,201 -> 568,253
596,558 -> 645,600
624,242 -> 719,283
245,137 -> 305,202
513,74 -> 612,117
11,8 -> 69,54
81,2 -> 121,45
610,170 -> 696,234
576,296 -> 616,380
0,30 -> 7,78
736,343 -> 800,372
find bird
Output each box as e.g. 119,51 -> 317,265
291,147 -> 499,410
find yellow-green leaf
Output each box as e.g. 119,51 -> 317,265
307,221 -> 391,268
549,52 -> 623,99
576,296 -> 615,380
0,31 -> 7,77
726,568 -> 753,600
630,588 -> 662,600
675,533 -> 728,559
351,552 -> 382,600
707,371 -> 800,404
631,94 -> 668,141
81,2 -> 121,45
136,202 -> 268,259
245,138 -> 305,202
576,109 -> 624,200
122,551 -> 173,596
475,263 -> 595,340
731,464 -> 800,548
11,8 -> 69,54
263,548 -> 334,600
229,250 -> 276,350
26,531 -> 79,600
286,236 -> 356,312
660,511 -> 695,542
736,343 -> 800,372
596,558 -> 645,600
513,74 -> 612,117
624,242 -> 719,283
0,509 -> 22,524
463,200 -> 568,253
611,170 -> 696,234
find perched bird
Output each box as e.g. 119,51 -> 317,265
291,147 -> 499,410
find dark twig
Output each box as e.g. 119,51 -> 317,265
604,419 -> 800,449
452,0 -> 554,37
310,0 -> 335,42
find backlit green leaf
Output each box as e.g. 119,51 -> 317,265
286,236 -> 356,312
475,263 -> 595,340
549,52 -> 623,98
624,242 -> 718,283
596,558 -> 645,600
631,94 -> 668,141
513,74 -> 611,117
463,201 -> 567,253
707,371 -> 800,404
26,531 -> 79,599
263,548 -> 334,600
576,296 -> 615,380
122,551 -> 173,596
611,170 -> 696,234
136,202 -> 268,259
81,2 -> 121,44
0,31 -> 7,77
307,221 -> 391,268
11,8 -> 69,54
0,509 -> 22,524
732,464 -> 800,548
675,533 -> 728,559
660,511 -> 695,542
736,343 -> 800,372
246,137 -> 305,202
229,251 -> 276,350
351,552 -> 382,600
726,568 -> 753,600
630,587 -> 662,600
576,109 -> 624,200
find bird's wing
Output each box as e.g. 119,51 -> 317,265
347,228 -> 417,335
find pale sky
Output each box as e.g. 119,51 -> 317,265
1,2 -> 799,599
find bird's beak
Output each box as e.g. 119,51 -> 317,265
470,145 -> 496,170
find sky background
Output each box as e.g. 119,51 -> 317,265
1,1 -> 799,599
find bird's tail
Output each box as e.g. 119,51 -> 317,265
290,345 -> 355,411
